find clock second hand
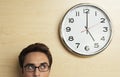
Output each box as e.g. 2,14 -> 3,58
81,22 -> 100,33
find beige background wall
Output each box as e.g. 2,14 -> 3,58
0,0 -> 120,77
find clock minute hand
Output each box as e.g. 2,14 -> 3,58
85,12 -> 89,34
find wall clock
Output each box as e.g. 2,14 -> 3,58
59,3 -> 112,56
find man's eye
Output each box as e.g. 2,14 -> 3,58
28,66 -> 34,70
40,63 -> 49,69
40,65 -> 46,69
25,65 -> 35,71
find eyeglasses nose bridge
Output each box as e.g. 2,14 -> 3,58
34,66 -> 40,71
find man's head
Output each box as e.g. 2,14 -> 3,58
19,43 -> 53,77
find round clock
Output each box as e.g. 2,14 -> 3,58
59,3 -> 112,56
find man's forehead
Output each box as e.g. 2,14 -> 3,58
24,52 -> 49,66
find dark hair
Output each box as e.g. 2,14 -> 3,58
18,43 -> 52,69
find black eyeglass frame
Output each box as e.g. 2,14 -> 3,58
23,62 -> 50,72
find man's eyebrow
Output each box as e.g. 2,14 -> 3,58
24,63 -> 35,67
41,62 -> 48,64
24,62 -> 49,67
40,62 -> 48,65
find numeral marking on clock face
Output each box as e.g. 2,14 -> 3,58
76,11 -> 80,16
95,11 -> 97,16
101,36 -> 105,41
94,43 -> 99,48
83,9 -> 90,13
75,43 -> 80,48
100,18 -> 105,23
103,27 -> 108,32
68,36 -> 74,41
69,18 -> 74,23
66,27 -> 71,32
85,46 -> 90,51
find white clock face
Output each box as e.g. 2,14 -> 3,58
60,4 -> 112,56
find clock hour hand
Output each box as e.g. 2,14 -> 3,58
87,29 -> 95,41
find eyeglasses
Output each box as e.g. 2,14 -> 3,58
24,62 -> 50,72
